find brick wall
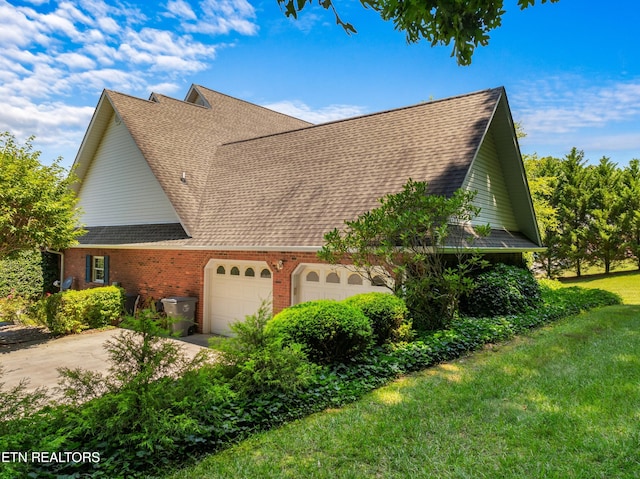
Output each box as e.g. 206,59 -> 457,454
64,248 -> 322,332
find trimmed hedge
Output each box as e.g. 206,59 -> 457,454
462,263 -> 541,317
44,286 -> 124,335
267,300 -> 374,364
344,292 -> 410,345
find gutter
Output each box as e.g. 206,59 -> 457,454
69,243 -> 546,254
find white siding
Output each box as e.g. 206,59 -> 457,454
463,130 -> 518,230
77,114 -> 180,227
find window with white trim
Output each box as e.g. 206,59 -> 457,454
85,254 -> 109,284
92,256 -> 105,283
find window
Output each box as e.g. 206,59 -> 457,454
306,271 -> 319,282
93,256 -> 105,283
348,273 -> 363,285
245,267 -> 255,277
230,266 -> 240,276
260,268 -> 272,279
85,254 -> 109,284
216,265 -> 226,275
326,272 -> 340,284
372,275 -> 386,287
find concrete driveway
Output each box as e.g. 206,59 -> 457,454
0,327 -> 214,396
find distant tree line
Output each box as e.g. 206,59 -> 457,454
525,148 -> 640,277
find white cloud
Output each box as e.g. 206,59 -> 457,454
0,98 -> 95,162
512,76 -> 640,164
262,100 -> 367,123
166,0 -> 197,20
146,82 -> 183,95
181,0 -> 258,35
0,2 -> 47,47
513,77 -> 640,136
0,0 -> 258,165
57,52 -> 97,70
96,16 -> 119,34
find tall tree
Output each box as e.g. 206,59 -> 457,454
523,154 -> 562,277
279,0 -> 560,65
621,159 -> 640,270
0,132 -> 84,258
553,148 -> 591,277
587,157 -> 626,274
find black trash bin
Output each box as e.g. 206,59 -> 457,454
160,297 -> 198,336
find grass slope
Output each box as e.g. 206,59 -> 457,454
560,270 -> 640,305
166,278 -> 640,478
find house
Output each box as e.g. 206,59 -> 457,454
64,84 -> 543,335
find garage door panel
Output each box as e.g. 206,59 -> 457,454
297,265 -> 390,306
206,260 -> 272,335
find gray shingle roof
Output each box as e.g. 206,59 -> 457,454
191,88 -> 502,248
106,86 -> 311,235
79,85 -> 541,251
78,224 -> 189,245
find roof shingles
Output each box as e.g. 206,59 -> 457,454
79,86 -> 538,251
193,88 -> 501,247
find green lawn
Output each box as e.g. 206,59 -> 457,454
164,275 -> 640,479
560,269 -> 640,304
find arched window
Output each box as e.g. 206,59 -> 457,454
245,267 -> 255,277
348,273 -> 363,285
260,268 -> 272,279
230,266 -> 240,276
326,272 -> 340,284
216,266 -> 225,275
372,275 -> 386,287
306,271 -> 320,282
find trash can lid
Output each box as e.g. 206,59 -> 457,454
160,296 -> 198,303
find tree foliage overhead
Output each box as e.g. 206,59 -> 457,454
279,0 -> 560,65
0,132 -> 84,258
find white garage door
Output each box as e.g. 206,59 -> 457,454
204,260 -> 273,335
294,264 -> 390,304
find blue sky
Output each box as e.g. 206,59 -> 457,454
1,0 -> 639,169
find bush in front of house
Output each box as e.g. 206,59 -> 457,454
343,292 -> 412,345
1,282 -> 621,478
44,285 -> 124,335
0,250 -> 44,298
461,263 -> 541,318
211,301 -> 319,395
266,300 -> 374,364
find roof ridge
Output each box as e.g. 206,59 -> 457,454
105,89 -> 156,104
150,91 -> 209,108
193,84 -> 314,125
220,86 -> 504,147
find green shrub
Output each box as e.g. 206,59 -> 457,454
461,263 -> 541,317
44,286 -> 124,335
0,283 -> 620,478
0,296 -> 29,324
40,310 -> 219,477
0,250 -> 44,298
267,300 -> 374,364
211,302 -> 318,395
343,292 -> 411,345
